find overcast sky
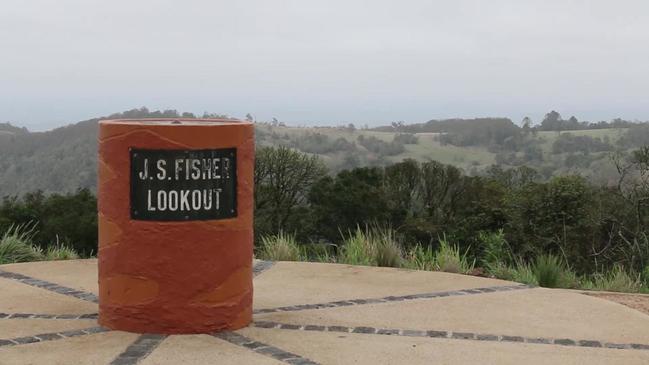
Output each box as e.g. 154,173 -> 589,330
1,0 -> 649,130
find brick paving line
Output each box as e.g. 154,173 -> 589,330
253,260 -> 276,277
109,334 -> 166,365
0,312 -> 98,320
0,326 -> 109,348
0,260 -> 272,305
253,284 -> 533,315
0,270 -> 98,303
251,321 -> 649,352
214,331 -> 321,365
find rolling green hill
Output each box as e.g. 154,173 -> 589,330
0,109 -> 646,197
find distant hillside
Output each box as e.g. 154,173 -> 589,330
0,108 -> 228,197
1,108 -> 648,197
0,123 -> 29,139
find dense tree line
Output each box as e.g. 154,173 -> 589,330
2,146 -> 649,277
254,147 -> 649,275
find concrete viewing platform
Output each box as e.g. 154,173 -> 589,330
1,259 -> 649,364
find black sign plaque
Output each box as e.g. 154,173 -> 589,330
130,148 -> 237,221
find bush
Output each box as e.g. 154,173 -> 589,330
434,235 -> 474,274
256,231 -> 304,261
0,223 -> 43,264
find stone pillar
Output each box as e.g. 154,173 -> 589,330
97,119 -> 254,334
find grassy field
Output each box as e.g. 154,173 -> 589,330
257,124 -> 631,177
258,125 -> 497,171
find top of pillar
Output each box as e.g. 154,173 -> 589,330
99,118 -> 251,126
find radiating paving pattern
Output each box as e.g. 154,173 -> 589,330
109,334 -> 166,365
1,259 -> 649,364
0,269 -> 98,303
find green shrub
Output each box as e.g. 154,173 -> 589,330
434,235 -> 474,274
404,244 -> 436,270
588,265 -> 643,293
0,223 -> 43,264
257,231 -> 304,261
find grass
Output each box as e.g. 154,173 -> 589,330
0,223 -> 81,264
527,254 -> 579,288
339,225 -> 403,268
339,227 -> 376,266
582,265 -> 644,293
479,230 -> 510,272
404,244 -> 436,271
256,225 -> 649,294
45,237 -> 80,261
257,124 -> 499,170
434,235 -> 474,274
257,124 -> 632,174
0,223 -> 43,264
372,226 -> 403,268
256,231 -> 304,261
510,261 -> 539,286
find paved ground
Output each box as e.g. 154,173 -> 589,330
582,291 -> 649,316
1,260 -> 649,364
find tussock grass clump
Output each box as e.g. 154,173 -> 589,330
339,225 -> 403,268
583,265 -> 644,293
0,223 -> 43,264
532,254 -> 566,288
510,261 -> 539,286
373,226 -> 403,268
304,243 -> 337,263
528,254 -> 578,288
434,235 -> 474,274
404,244 -> 436,271
257,231 -> 304,261
339,227 -> 375,266
45,237 -> 80,261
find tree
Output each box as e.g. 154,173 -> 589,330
521,117 -> 532,135
541,110 -> 562,132
309,167 -> 390,241
254,146 -> 327,237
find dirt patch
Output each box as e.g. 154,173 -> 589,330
583,292 -> 649,316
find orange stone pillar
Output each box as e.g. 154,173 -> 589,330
97,119 -> 254,334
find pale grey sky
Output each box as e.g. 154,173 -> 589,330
1,0 -> 648,130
